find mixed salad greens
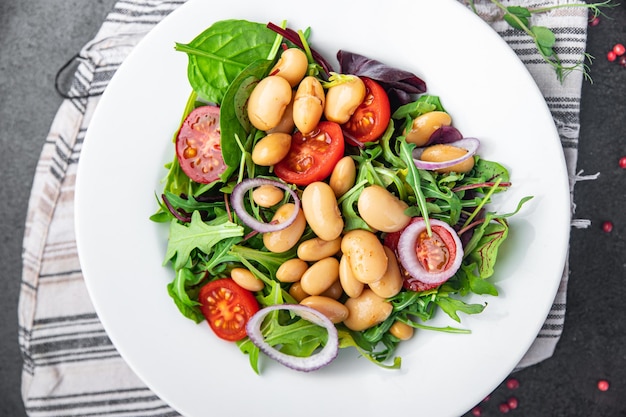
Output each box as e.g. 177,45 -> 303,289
151,19 -> 531,373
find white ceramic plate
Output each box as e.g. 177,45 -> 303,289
75,0 -> 570,416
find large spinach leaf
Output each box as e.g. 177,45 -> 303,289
219,59 -> 273,171
175,19 -> 277,104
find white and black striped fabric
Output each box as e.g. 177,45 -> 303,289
18,0 -> 589,415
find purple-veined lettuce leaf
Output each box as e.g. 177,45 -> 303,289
337,50 -> 427,109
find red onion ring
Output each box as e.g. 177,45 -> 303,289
412,137 -> 480,171
245,304 -> 339,372
397,218 -> 464,286
230,178 -> 300,233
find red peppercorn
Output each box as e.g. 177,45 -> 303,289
598,379 -> 610,391
471,405 -> 482,416
607,51 -> 617,62
499,402 -> 511,413
619,156 -> 626,168
588,16 -> 601,26
618,55 -> 626,68
505,377 -> 520,390
614,43 -> 626,56
602,221 -> 613,233
507,397 -> 519,410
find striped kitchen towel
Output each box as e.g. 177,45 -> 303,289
18,0 -> 588,415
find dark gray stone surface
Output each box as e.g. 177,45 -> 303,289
1,1 -> 625,416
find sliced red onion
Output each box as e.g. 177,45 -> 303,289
397,218 -> 464,286
230,178 -> 300,233
245,304 -> 339,372
412,137 -> 480,171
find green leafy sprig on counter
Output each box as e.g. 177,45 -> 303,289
468,0 -> 617,83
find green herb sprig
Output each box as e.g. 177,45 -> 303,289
468,0 -> 617,83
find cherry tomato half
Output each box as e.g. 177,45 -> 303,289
274,121 -> 345,186
384,218 -> 459,292
342,77 -> 391,143
176,105 -> 226,184
198,278 -> 259,342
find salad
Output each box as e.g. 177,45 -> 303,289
150,19 -> 531,373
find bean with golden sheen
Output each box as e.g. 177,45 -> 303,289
288,281 -> 309,302
251,132 -> 292,166
293,76 -> 325,135
357,185 -> 411,233
419,144 -> 475,173
368,247 -> 403,298
248,75 -> 293,131
300,295 -> 349,323
252,184 -> 284,208
230,267 -> 264,292
389,321 -> 414,341
405,111 -> 452,146
301,182 -> 344,241
339,254 -> 364,298
343,289 -> 393,331
329,156 -> 356,198
262,203 -> 306,253
267,92 -> 295,134
297,236 -> 342,262
323,75 -> 366,124
270,48 -> 308,87
341,229 -> 388,284
276,258 -> 309,283
320,279 -> 343,300
300,257 -> 340,296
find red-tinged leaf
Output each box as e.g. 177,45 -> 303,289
468,218 -> 509,278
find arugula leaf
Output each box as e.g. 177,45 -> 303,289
460,263 -> 499,296
175,20 -> 277,104
435,296 -> 485,323
165,211 -> 244,270
167,267 -> 204,323
337,329 -> 402,370
398,138 -> 431,234
391,94 -> 444,120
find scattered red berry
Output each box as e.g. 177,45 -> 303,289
614,43 -> 626,56
618,55 -> 626,68
588,15 -> 601,26
507,397 -> 519,410
471,405 -> 483,416
607,51 -> 617,62
506,377 -> 520,390
482,395 -> 491,403
598,379 -> 610,391
602,221 -> 613,233
499,402 -> 511,413
619,156 -> 626,168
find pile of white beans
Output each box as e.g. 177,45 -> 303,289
233,176 -> 417,341
233,46 -> 474,340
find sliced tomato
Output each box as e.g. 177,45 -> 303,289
198,278 -> 259,342
415,226 -> 458,273
384,217 -> 459,292
176,105 -> 226,184
274,121 -> 345,186
342,77 -> 391,143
